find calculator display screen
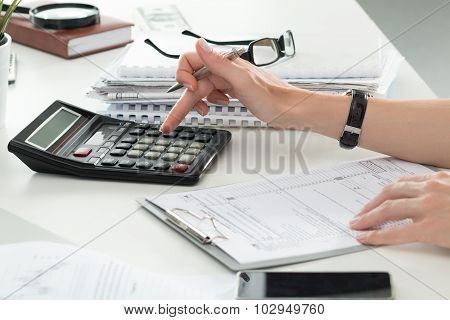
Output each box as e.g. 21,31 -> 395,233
85,124 -> 119,145
26,107 -> 81,150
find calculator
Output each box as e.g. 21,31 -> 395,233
8,100 -> 232,185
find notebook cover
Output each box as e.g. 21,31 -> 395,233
3,14 -> 133,59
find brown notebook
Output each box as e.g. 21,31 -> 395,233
4,14 -> 133,59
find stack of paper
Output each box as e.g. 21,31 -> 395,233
87,32 -> 404,127
0,241 -> 235,299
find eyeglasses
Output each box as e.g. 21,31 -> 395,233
144,29 -> 296,67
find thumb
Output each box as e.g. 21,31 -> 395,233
195,38 -> 242,83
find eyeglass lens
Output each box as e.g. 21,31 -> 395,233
252,38 -> 279,66
283,31 -> 295,56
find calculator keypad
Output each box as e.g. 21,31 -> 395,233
83,123 -> 218,174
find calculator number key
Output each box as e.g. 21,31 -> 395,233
101,158 -> 118,166
118,159 -> 136,167
178,154 -> 196,165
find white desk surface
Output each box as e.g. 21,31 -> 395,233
0,0 -> 449,299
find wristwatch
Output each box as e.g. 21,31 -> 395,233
339,89 -> 370,149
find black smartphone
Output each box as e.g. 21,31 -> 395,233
236,271 -> 392,299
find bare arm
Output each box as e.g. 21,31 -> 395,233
292,92 -> 450,168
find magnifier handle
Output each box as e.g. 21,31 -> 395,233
1,4 -> 30,15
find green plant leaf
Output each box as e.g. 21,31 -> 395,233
1,0 -> 22,37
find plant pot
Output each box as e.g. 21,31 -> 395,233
0,33 -> 11,129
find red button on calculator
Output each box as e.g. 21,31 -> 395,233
73,147 -> 92,157
172,163 -> 188,173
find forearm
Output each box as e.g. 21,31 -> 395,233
289,89 -> 450,168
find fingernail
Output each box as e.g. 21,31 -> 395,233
199,38 -> 212,53
356,233 -> 367,242
183,83 -> 193,91
349,217 -> 360,227
160,122 -> 171,133
217,100 -> 229,106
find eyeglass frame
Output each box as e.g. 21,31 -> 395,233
144,29 -> 296,67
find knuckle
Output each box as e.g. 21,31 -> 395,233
424,179 -> 443,192
434,171 -> 450,179
419,194 -> 437,209
380,199 -> 394,210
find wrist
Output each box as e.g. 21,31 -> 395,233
288,89 -> 351,137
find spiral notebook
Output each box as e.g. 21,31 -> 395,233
138,157 -> 435,270
102,102 -> 267,127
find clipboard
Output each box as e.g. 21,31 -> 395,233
137,198 -> 367,271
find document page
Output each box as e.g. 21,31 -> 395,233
151,158 -> 434,264
0,242 -> 235,300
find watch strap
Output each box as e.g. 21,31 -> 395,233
339,90 -> 369,149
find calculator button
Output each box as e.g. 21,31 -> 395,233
136,161 -> 152,169
144,151 -> 161,160
174,126 -> 184,132
150,145 -> 166,152
97,147 -> 109,154
146,130 -> 161,137
121,137 -> 137,144
115,127 -> 126,134
73,147 -> 92,158
163,132 -> 178,138
185,148 -> 201,155
155,138 -> 171,146
101,158 -> 118,166
138,137 -> 155,145
129,128 -> 145,135
172,140 -> 188,147
153,161 -> 170,170
162,153 -> 178,161
149,124 -> 161,130
178,154 -> 196,164
167,147 -> 183,154
118,159 -> 136,167
132,144 -> 149,151
172,163 -> 189,173
190,142 -> 205,149
127,150 -> 144,158
102,141 -> 114,148
135,123 -> 150,130
108,135 -> 119,142
178,132 -> 195,140
194,134 -> 211,143
115,143 -> 132,150
120,122 -> 132,127
88,157 -> 100,164
109,149 -> 127,157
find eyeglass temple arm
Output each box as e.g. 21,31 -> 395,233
144,39 -> 180,59
182,30 -> 254,46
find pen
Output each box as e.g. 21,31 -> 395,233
166,47 -> 246,93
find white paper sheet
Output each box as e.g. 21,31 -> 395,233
117,33 -> 397,79
0,242 -> 235,300
151,158 -> 434,265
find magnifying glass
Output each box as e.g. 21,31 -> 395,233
1,3 -> 100,29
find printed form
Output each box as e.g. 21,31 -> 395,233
152,158 -> 434,265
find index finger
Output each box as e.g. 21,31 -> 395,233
358,181 -> 423,216
160,79 -> 214,132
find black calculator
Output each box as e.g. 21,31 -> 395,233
8,101 -> 231,185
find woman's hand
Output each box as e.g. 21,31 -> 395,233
350,171 -> 450,248
160,38 -> 305,132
